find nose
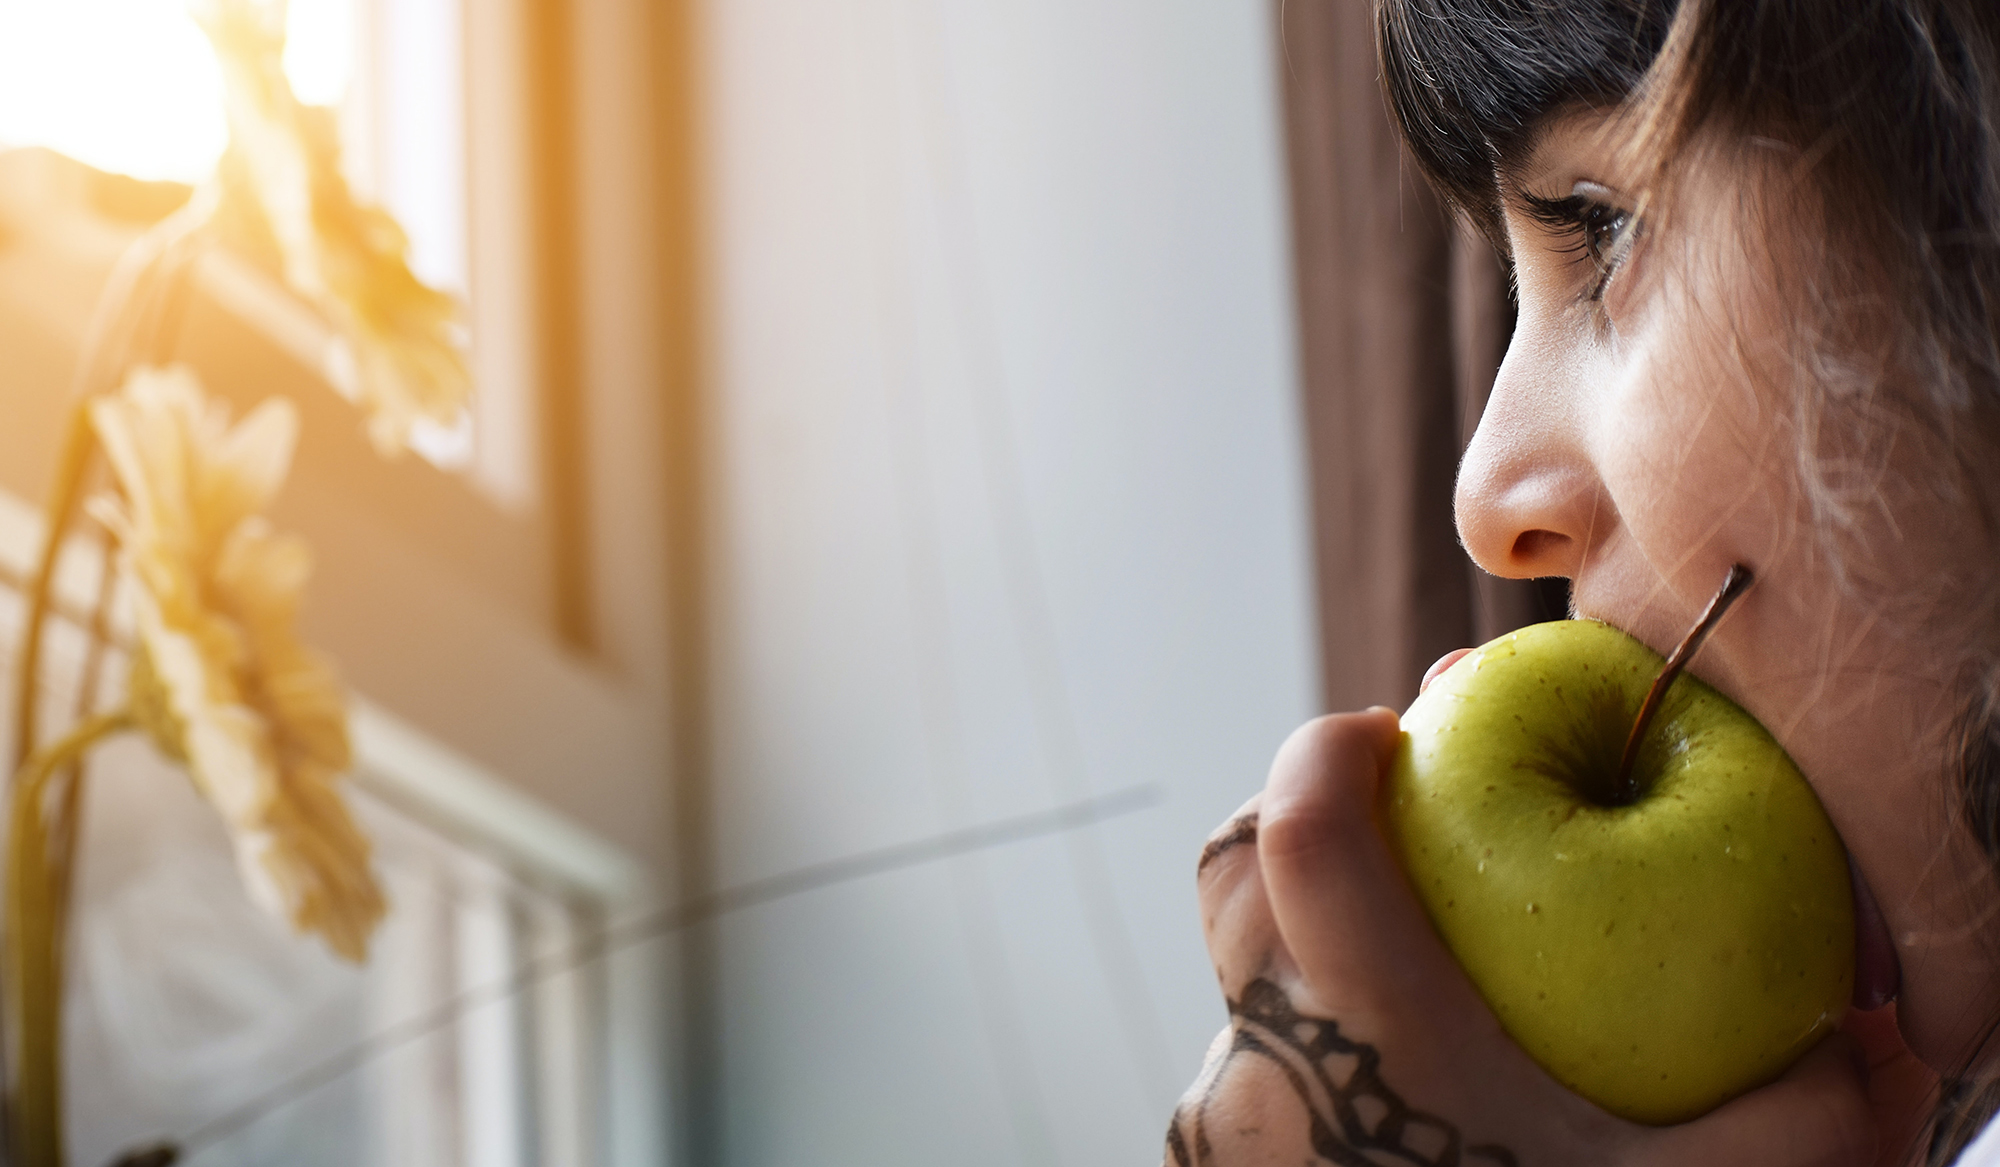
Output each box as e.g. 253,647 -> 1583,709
1454,347 -> 1606,582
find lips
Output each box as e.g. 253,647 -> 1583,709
1851,856 -> 1902,1011
1420,648 -> 1474,694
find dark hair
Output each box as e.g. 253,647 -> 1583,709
1378,2 -> 1671,236
1375,1 -> 2000,1161
1381,0 -> 2000,414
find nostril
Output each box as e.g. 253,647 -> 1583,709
1511,529 -> 1572,568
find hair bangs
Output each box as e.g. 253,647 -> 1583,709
1376,0 -> 1677,235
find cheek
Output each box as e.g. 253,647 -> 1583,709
1583,217 -> 1805,583
1586,314 -> 1802,599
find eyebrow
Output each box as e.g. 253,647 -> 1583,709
1494,103 -> 1626,200
1498,147 -> 1570,207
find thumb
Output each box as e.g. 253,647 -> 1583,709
1255,707 -> 1446,1016
1644,1031 -> 1876,1167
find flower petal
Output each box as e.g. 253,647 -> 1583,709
97,366 -> 383,961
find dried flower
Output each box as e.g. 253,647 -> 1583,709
89,365 -> 385,961
193,0 -> 471,456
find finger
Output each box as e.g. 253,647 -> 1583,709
1644,1031 -> 1875,1167
1421,648 -> 1474,694
1162,1025 -> 1237,1167
1255,709 -> 1463,1016
1195,814 -> 1287,1001
1168,1025 -> 1323,1167
1195,795 -> 1266,952
1195,796 -> 1279,999
1196,795 -> 1261,882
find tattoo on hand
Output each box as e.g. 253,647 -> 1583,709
1197,814 -> 1258,877
1164,979 -> 1518,1167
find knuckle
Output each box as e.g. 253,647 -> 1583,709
1251,796 -> 1330,864
1275,711 -> 1393,786
1262,715 -> 1385,852
1273,712 -> 1348,767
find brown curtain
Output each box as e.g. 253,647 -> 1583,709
1275,0 -> 1563,713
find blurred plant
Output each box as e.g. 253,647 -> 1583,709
89,366 -> 385,963
194,0 -> 471,456
0,1 -> 471,1162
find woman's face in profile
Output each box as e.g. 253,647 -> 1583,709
1455,112 -> 2000,1070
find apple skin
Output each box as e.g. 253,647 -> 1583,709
1383,619 -> 1853,1125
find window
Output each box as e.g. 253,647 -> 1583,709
0,0 -> 683,1162
0,0 -> 535,506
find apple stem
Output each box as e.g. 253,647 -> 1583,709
1613,564 -> 1755,804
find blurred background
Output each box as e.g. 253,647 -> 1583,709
0,1 -> 1565,1165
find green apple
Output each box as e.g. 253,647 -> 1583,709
1383,618 -> 1853,1125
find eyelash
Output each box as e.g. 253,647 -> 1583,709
1523,194 -> 1638,303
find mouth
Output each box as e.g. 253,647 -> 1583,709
1851,855 -> 1902,1011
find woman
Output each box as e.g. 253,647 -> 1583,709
1170,2 -> 2000,1163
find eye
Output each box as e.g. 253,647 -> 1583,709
1523,187 -> 1640,303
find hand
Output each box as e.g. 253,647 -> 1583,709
1165,706 -> 1878,1166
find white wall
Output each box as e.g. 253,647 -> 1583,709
698,1 -> 1319,1162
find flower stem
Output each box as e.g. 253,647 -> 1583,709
14,205 -> 206,775
48,535 -> 120,967
11,407 -> 99,774
1,181 -> 211,1167
4,709 -> 134,1167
